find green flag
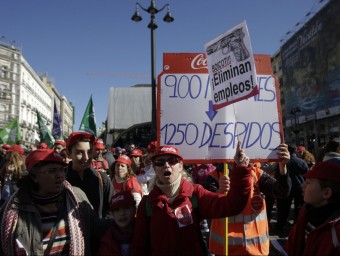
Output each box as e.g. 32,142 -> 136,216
36,110 -> 55,148
79,95 -> 97,136
0,117 -> 21,145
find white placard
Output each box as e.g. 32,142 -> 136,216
204,21 -> 259,110
158,53 -> 283,163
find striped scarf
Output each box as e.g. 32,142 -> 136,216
1,180 -> 85,255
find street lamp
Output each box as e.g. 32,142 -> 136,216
290,107 -> 301,145
131,0 -> 174,141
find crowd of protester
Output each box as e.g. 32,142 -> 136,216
0,135 -> 339,255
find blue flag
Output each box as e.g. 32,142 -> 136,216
52,99 -> 63,139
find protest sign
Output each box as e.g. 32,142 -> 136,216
204,21 -> 259,110
157,53 -> 283,163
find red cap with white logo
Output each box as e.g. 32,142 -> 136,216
151,145 -> 183,161
110,191 -> 135,210
115,154 -> 132,166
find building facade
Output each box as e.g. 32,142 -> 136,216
273,0 -> 340,154
0,42 -> 74,147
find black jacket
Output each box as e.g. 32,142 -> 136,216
66,163 -> 114,219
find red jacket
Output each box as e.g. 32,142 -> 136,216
98,228 -> 123,256
286,204 -> 340,256
113,176 -> 143,196
131,166 -> 251,256
98,224 -> 135,256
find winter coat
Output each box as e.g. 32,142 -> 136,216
285,153 -> 309,194
131,166 -> 251,256
286,204 -> 340,256
67,164 -> 114,219
323,152 -> 340,165
0,181 -> 110,255
98,223 -> 135,256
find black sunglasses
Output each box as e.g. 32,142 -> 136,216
154,157 -> 180,167
38,167 -> 68,175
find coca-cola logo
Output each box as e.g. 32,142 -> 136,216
160,146 -> 177,153
120,155 -> 130,160
191,54 -> 208,70
111,195 -> 124,204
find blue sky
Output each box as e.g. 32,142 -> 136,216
0,0 -> 327,131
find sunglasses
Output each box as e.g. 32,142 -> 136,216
154,157 -> 180,167
38,167 -> 68,175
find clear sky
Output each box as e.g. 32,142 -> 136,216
0,0 -> 327,132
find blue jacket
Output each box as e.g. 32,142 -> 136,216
286,153 -> 309,193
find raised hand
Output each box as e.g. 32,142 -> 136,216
217,175 -> 230,194
276,143 -> 290,175
234,141 -> 250,167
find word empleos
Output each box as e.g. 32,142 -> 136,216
211,60 -> 255,103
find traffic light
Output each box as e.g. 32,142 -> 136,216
312,134 -> 316,143
308,134 -> 316,146
308,136 -> 312,144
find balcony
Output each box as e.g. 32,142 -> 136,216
20,121 -> 27,128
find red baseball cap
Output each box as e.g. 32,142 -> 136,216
2,144 -> 11,150
115,154 -> 132,166
151,145 -> 183,161
304,162 -> 340,182
25,149 -> 67,172
110,191 -> 135,211
130,148 -> 143,157
94,138 -> 105,150
39,142 -> 48,149
54,140 -> 66,147
66,132 -> 95,148
8,144 -> 25,155
297,146 -> 305,151
147,141 -> 157,153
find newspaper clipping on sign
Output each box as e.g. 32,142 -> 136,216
204,21 -> 259,110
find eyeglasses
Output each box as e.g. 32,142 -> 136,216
153,157 -> 180,167
38,167 -> 68,175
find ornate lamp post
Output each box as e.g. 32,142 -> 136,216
131,0 -> 174,141
290,107 -> 301,145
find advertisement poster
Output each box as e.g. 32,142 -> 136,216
281,0 -> 340,123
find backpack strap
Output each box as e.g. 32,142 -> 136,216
145,196 -> 152,217
190,194 -> 198,210
191,193 -> 209,256
96,170 -> 104,190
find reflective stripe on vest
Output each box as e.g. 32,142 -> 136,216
332,225 -> 340,247
209,218 -> 226,254
229,232 -> 269,246
228,210 -> 267,224
228,167 -> 270,255
210,229 -> 225,245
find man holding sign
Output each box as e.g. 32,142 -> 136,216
203,21 -> 290,255
208,141 -> 291,256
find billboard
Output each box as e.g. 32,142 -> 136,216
281,0 -> 340,123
